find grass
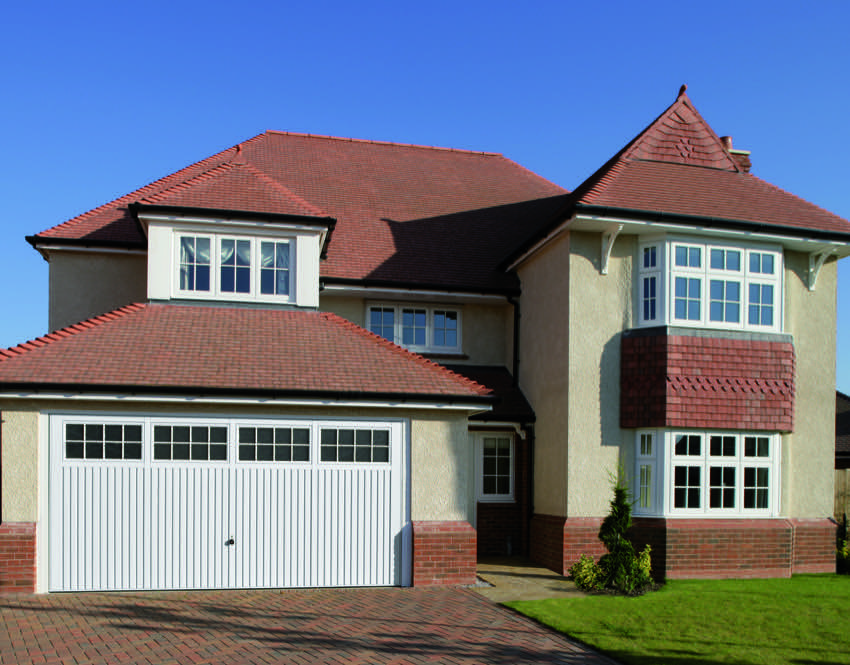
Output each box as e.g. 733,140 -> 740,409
506,575 -> 850,665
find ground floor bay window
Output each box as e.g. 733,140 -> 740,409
633,430 -> 781,517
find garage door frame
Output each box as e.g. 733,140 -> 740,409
48,411 -> 411,592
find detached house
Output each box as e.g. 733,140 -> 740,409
1,88 -> 849,593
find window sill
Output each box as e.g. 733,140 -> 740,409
419,352 -> 468,360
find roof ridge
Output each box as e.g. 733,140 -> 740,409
35,134 -> 268,239
318,312 -> 492,396
264,130 -> 503,157
0,303 -> 146,361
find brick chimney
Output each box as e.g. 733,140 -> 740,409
720,136 -> 752,173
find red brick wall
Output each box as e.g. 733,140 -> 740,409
530,515 -> 606,575
477,503 -> 524,557
790,518 -> 836,574
621,330 -> 795,431
535,517 -> 835,580
412,521 -> 476,586
0,523 -> 36,593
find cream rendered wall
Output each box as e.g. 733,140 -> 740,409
0,409 -> 39,521
319,295 -> 512,367
783,252 -> 838,518
517,235 -> 571,516
0,400 -> 474,527
566,232 -> 634,516
48,251 -> 147,331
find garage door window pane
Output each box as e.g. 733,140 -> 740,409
321,428 -> 390,463
238,427 -> 310,463
154,425 -> 228,461
66,423 -> 143,460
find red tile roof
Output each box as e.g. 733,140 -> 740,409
32,132 -> 568,292
0,304 -> 492,401
572,87 -> 850,237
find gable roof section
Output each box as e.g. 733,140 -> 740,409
31,132 -> 568,293
0,304 -> 491,402
571,87 -> 850,238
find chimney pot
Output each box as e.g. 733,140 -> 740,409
720,136 -> 733,151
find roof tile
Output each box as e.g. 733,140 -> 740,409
0,304 -> 491,400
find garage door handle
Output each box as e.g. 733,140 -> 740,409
225,537 -> 235,546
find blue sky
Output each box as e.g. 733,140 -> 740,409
1,1 -> 848,392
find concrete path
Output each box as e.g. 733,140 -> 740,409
0,586 -> 618,664
475,558 -> 587,602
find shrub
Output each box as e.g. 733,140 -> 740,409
569,554 -> 604,591
568,473 -> 655,595
838,539 -> 850,574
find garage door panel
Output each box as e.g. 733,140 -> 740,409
50,416 -> 406,592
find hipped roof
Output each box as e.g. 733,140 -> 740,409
0,304 -> 491,402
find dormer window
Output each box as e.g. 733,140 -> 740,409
174,232 -> 293,302
142,212 -> 327,309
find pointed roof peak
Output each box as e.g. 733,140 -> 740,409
620,85 -> 740,172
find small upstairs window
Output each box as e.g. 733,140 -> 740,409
367,303 -> 462,354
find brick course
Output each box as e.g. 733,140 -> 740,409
0,523 -> 36,593
412,521 -> 477,586
621,329 -> 795,431
533,516 -> 835,579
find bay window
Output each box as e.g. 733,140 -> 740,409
638,238 -> 782,332
634,430 -> 780,516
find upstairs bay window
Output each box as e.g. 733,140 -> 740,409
176,232 -> 292,302
638,238 -> 782,332
367,304 -> 461,354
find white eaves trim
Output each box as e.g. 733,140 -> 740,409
0,391 -> 492,413
34,244 -> 148,257
507,212 -> 850,270
321,284 -> 509,305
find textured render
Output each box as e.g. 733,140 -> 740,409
517,236 -> 571,516
566,231 -> 634,516
0,409 -> 39,522
785,253 -> 837,518
620,331 -> 795,430
48,250 -> 146,331
411,413 -> 473,522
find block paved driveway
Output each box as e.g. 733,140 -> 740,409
0,586 -> 619,665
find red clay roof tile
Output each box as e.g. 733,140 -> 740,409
0,304 -> 492,400
33,132 -> 568,292
572,88 -> 850,237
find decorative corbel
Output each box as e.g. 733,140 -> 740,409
601,224 -> 624,275
807,249 -> 833,291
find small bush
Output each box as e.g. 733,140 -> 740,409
568,473 -> 655,595
838,539 -> 850,574
569,554 -> 604,591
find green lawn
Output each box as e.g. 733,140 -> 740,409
506,575 -> 850,665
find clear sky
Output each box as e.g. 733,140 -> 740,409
1,1 -> 848,392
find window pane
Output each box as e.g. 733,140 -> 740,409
675,246 -> 688,266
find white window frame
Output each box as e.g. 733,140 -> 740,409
633,430 -> 659,515
475,432 -> 515,502
365,303 -> 462,354
638,237 -> 783,333
635,430 -> 781,517
173,230 -> 294,304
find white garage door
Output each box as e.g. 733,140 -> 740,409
49,414 -> 408,592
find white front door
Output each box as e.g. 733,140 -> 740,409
49,415 -> 407,592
